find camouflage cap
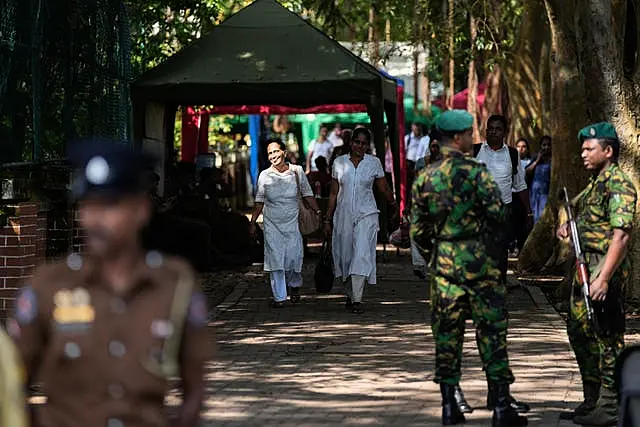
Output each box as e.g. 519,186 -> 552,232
436,110 -> 474,133
578,122 -> 619,142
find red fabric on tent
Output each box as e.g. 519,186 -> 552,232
433,82 -> 486,110
181,106 -> 200,162
396,84 -> 407,213
205,104 -> 368,115
198,112 -> 210,154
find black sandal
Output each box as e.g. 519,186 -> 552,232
352,302 -> 364,314
290,287 -> 301,304
270,300 -> 285,308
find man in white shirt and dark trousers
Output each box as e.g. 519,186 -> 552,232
474,115 -> 533,287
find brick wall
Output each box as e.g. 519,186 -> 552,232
0,202 -> 42,312
71,206 -> 85,254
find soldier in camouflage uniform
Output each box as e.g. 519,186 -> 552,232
411,110 -> 527,427
557,122 -> 637,426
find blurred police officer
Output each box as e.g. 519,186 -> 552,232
8,138 -> 213,427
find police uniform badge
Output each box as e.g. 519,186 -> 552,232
53,288 -> 95,332
15,287 -> 37,325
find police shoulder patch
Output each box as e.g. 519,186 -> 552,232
15,286 -> 37,325
187,292 -> 209,328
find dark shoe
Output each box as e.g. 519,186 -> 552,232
440,384 -> 466,425
573,381 -> 600,418
573,387 -> 618,426
290,287 -> 301,304
454,385 -> 474,414
270,300 -> 285,308
487,382 -> 530,413
345,297 -> 353,309
352,302 -> 364,314
491,383 -> 528,427
413,269 -> 426,280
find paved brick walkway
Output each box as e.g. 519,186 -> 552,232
202,250 -> 589,426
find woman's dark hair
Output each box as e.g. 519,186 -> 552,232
265,138 -> 286,151
352,127 -> 372,143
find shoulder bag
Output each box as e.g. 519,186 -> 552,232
293,166 -> 320,235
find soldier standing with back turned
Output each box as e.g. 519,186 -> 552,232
557,123 -> 636,426
8,139 -> 213,427
411,110 -> 527,427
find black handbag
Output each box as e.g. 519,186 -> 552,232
314,240 -> 334,294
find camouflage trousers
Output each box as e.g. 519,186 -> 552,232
567,253 -> 627,391
430,270 -> 515,385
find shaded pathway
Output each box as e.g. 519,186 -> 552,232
201,250 -> 584,426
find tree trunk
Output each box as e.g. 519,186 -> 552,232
368,7 -> 380,66
467,12 -> 480,144
446,0 -> 455,109
503,0 -> 550,148
421,44 -> 432,117
479,65 -> 504,137
574,0 -> 640,294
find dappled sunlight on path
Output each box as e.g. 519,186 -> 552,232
199,252 -> 584,426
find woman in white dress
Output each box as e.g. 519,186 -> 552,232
250,139 -> 321,307
324,128 -> 398,314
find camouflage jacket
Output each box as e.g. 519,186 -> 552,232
410,146 -> 506,280
575,163 -> 637,256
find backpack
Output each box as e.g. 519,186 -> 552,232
473,143 -> 519,176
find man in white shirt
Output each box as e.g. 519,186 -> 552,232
328,123 -> 344,148
474,115 -> 533,286
306,125 -> 334,173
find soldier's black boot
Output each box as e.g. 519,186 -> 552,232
454,385 -> 474,414
487,382 -> 530,413
440,383 -> 466,425
573,386 -> 618,426
491,383 -> 528,427
573,381 -> 600,418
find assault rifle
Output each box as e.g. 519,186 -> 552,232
562,187 -> 598,331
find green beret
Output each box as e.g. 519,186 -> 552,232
578,122 -> 619,142
436,110 -> 474,133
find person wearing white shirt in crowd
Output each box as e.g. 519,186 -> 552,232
328,123 -> 344,148
474,115 -> 533,286
324,127 -> 398,314
306,125 -> 334,173
405,122 -> 429,167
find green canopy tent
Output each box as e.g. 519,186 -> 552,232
131,0 -> 402,241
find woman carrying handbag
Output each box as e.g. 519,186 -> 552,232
250,139 -> 321,308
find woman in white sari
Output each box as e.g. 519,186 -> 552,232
324,128 -> 397,314
250,139 -> 321,307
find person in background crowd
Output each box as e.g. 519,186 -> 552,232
10,138 -> 212,427
526,136 -> 552,224
306,125 -> 334,173
512,138 -> 534,252
328,122 -> 344,148
330,129 -> 351,170
251,139 -> 321,307
307,156 -> 332,198
325,127 -> 397,314
384,128 -> 394,190
474,115 -> 533,285
516,138 -> 533,178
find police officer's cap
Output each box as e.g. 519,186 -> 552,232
578,122 -> 619,143
67,138 -> 156,200
436,110 -> 474,134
